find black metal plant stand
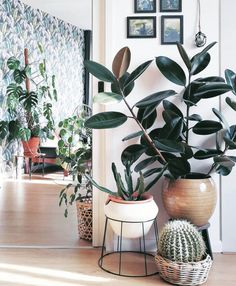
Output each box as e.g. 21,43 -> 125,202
198,223 -> 213,260
98,216 -> 159,277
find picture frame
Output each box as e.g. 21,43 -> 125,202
161,15 -> 183,44
127,16 -> 156,38
160,0 -> 182,12
134,0 -> 156,13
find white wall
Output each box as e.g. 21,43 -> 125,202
94,0 -> 222,251
22,0 -> 92,30
220,0 -> 236,252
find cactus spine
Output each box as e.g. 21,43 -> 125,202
158,220 -> 206,263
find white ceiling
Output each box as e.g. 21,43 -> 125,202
22,0 -> 92,30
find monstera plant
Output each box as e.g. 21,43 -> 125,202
3,45 -> 57,156
84,42 -> 236,226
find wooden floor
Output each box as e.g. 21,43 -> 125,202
0,249 -> 234,286
0,173 -> 91,247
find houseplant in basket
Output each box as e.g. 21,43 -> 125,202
84,42 -> 234,226
4,45 -> 57,157
155,220 -> 212,285
58,106 -> 93,241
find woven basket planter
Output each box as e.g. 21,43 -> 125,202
76,198 -> 92,241
155,253 -> 212,286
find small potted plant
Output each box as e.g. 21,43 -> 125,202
5,44 -> 57,156
87,160 -> 158,238
155,220 -> 212,285
84,43 -> 234,226
58,106 -> 93,241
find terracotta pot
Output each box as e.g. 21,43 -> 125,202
104,193 -> 158,238
22,137 -> 40,157
162,176 -> 217,226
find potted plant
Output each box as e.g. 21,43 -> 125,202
5,45 -> 57,157
155,220 -> 212,285
84,43 -> 234,226
87,160 -> 158,238
58,106 -> 93,240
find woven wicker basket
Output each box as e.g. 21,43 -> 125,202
76,198 -> 92,241
155,253 -> 212,286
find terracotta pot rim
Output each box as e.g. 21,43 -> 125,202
106,193 -> 153,205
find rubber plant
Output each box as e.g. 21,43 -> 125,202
84,42 -> 235,187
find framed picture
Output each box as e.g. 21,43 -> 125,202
134,0 -> 156,13
161,15 -> 183,44
160,0 -> 182,12
127,16 -> 156,38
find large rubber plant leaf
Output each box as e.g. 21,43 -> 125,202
137,108 -> 157,130
93,92 -> 123,104
84,112 -> 127,129
7,57 -> 20,70
191,53 -> 210,75
194,83 -> 232,99
183,81 -> 205,106
194,149 -> 223,160
225,69 -> 236,95
111,72 -> 135,97
226,97 -> 236,111
124,60 -> 153,88
176,43 -> 191,70
112,47 -> 131,79
84,60 -> 116,83
121,144 -> 147,167
154,139 -> 184,153
135,90 -> 176,108
156,56 -> 186,86
122,130 -> 144,141
168,157 -> 191,179
134,157 -> 158,172
145,166 -> 167,191
159,120 -> 183,141
192,120 -> 223,135
196,76 -> 225,83
212,108 -> 229,130
163,100 -> 183,118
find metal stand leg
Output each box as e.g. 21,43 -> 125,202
202,228 -> 213,260
29,157 -> 32,180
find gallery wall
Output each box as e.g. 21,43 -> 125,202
0,0 -> 85,123
93,0 -> 222,251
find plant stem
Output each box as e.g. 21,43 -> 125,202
122,95 -> 167,164
185,74 -> 192,145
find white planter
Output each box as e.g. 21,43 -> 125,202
104,194 -> 158,238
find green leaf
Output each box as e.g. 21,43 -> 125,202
112,47 -> 131,79
196,76 -> 225,83
183,81 -> 205,106
39,63 -> 45,77
214,156 -> 235,169
225,69 -> 236,95
194,83 -> 232,99
0,121 -> 9,139
154,139 -> 184,153
192,120 -> 223,135
84,60 -> 116,83
137,108 -> 157,130
186,114 -> 202,122
19,91 -> 38,110
134,157 -> 158,172
124,60 -> 153,88
176,43 -> 191,70
136,173 -> 145,198
13,69 -> 26,84
85,174 -> 118,196
24,65 -> 31,78
168,158 -> 191,179
223,136 -> 236,149
93,92 -> 123,104
215,165 -> 232,176
122,131 -> 144,141
156,56 -> 186,86
121,144 -> 147,166
194,149 -> 222,160
191,53 -> 211,75
85,112 -> 127,129
135,90 -> 176,108
143,168 -> 163,178
212,108 -> 229,130
7,57 -> 20,70
160,120 -> 183,141
145,166 -> 167,191
6,83 -> 23,97
38,42 -> 44,53
111,72 -> 135,97
163,100 -> 183,118
52,75 -> 56,88
19,128 -> 31,141
226,97 -> 236,111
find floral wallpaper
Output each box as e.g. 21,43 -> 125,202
0,0 -> 85,122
